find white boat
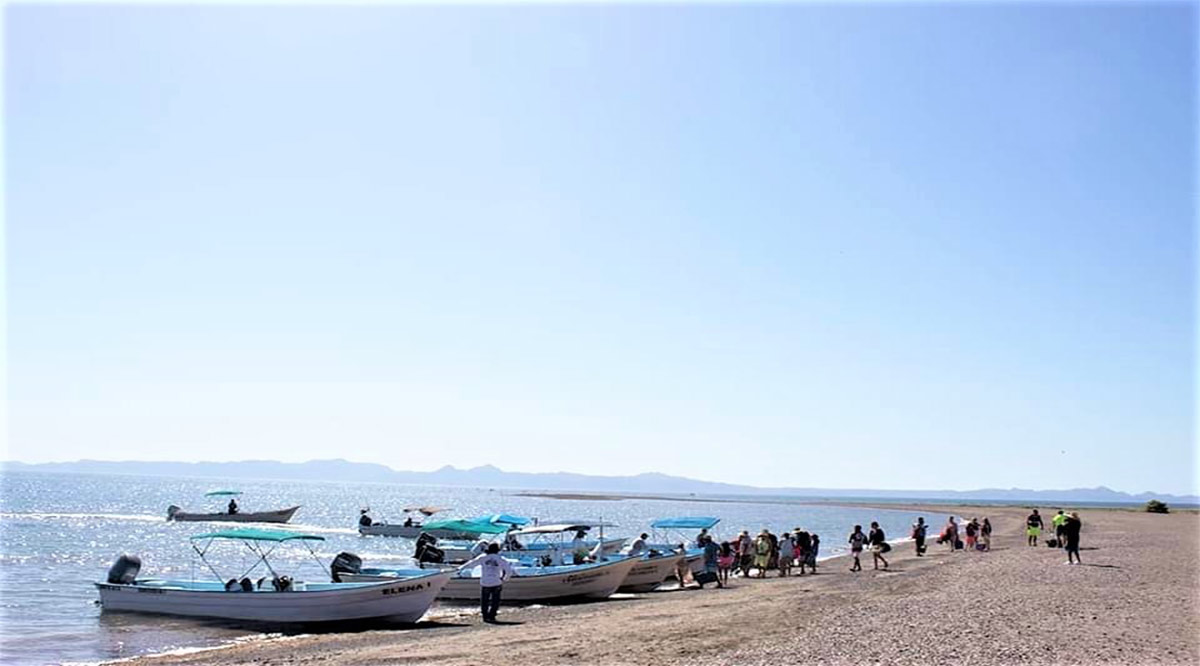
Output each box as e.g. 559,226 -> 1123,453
618,551 -> 687,592
648,516 -> 721,575
167,490 -> 299,524
168,505 -> 301,524
357,506 -> 450,538
95,528 -> 451,623
357,511 -> 529,539
436,523 -> 626,563
347,556 -> 640,602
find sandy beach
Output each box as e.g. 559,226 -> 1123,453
129,505 -> 1198,666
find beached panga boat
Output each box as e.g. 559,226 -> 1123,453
167,490 -> 299,524
617,550 -> 687,593
95,528 -> 451,623
436,522 -> 626,563
648,516 -> 721,575
345,556 -> 640,602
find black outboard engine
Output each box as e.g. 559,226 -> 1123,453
107,554 -> 141,584
414,532 -> 437,552
414,533 -> 444,564
330,551 -> 363,583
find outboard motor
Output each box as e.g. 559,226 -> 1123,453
414,532 -> 437,551
107,554 -> 141,584
166,505 -> 181,521
414,535 -> 445,564
330,551 -> 363,583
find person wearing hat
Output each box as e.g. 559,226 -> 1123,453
458,542 -> 516,623
753,530 -> 772,578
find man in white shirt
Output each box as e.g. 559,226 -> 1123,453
623,533 -> 649,557
458,543 -> 517,623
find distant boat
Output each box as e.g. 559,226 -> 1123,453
356,507 -> 477,538
96,528 -> 451,623
167,490 -> 299,524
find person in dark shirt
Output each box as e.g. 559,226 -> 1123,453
868,521 -> 889,570
912,517 -> 927,556
1062,512 -> 1083,565
1026,509 -> 1044,546
358,509 -> 372,527
847,525 -> 867,572
228,499 -> 238,515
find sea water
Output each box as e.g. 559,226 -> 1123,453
0,471 -> 955,665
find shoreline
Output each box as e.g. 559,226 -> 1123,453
110,504 -> 1200,666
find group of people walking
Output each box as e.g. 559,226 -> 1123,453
1026,509 -> 1084,564
697,527 -> 823,586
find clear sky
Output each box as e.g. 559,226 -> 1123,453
5,3 -> 1196,494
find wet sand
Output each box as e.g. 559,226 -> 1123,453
130,505 -> 1199,666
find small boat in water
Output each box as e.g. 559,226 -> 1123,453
96,528 -> 450,623
167,490 -> 299,524
357,505 -> 451,538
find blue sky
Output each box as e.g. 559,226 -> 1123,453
5,3 -> 1196,494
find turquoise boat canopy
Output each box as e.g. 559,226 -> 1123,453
190,528 -> 325,542
204,490 -> 242,497
422,519 -> 509,535
651,517 -> 720,529
475,514 -> 531,527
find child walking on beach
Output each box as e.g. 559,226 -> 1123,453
717,541 -> 735,585
848,525 -> 867,572
808,534 -> 820,572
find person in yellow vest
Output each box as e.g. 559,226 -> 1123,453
1051,510 -> 1069,548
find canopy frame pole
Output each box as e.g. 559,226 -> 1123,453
236,540 -> 280,580
192,539 -> 226,583
305,541 -> 331,578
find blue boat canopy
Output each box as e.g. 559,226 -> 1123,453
204,490 -> 242,497
651,517 -> 720,529
422,519 -> 510,535
190,528 -> 325,542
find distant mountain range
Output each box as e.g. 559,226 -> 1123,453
3,459 -> 1195,505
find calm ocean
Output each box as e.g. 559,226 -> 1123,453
0,471 -> 954,665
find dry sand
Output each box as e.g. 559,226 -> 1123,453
132,506 -> 1199,666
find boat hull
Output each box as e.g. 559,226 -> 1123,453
618,553 -> 685,592
95,572 -> 451,624
358,524 -> 472,539
167,506 -> 300,524
347,557 -> 640,602
438,536 -> 627,563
